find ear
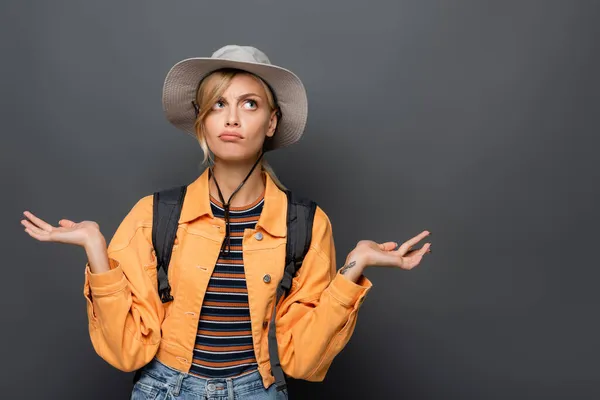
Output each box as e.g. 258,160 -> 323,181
266,109 -> 278,138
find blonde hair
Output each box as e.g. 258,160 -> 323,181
193,68 -> 287,191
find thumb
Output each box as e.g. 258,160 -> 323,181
58,219 -> 76,228
378,241 -> 398,252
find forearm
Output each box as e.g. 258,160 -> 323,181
86,272 -> 162,372
277,249 -> 372,380
84,231 -> 110,274
338,249 -> 367,283
83,247 -> 164,371
277,273 -> 369,380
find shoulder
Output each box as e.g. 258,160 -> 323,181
285,189 -> 332,230
307,203 -> 335,257
127,194 -> 154,223
312,205 -> 332,234
112,194 -> 154,237
106,194 -> 154,252
286,191 -> 332,234
124,183 -> 189,225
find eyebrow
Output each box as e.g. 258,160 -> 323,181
219,93 -> 262,101
238,92 -> 261,99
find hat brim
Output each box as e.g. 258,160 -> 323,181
162,58 -> 308,151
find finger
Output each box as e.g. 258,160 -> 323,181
23,211 -> 54,232
406,243 -> 431,257
403,244 -> 431,268
24,226 -> 51,241
415,242 -> 431,254
22,219 -> 48,236
396,230 -> 431,255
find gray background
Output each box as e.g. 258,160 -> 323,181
3,1 -> 599,399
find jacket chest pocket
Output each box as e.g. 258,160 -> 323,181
244,243 -> 286,319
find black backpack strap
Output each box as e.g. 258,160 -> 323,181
133,185 -> 187,385
152,185 -> 187,304
268,190 -> 317,392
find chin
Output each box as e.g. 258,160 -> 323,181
212,147 -> 258,163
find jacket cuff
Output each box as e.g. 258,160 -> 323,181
85,258 -> 128,296
328,271 -> 372,308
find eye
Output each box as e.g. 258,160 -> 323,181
213,100 -> 225,110
243,99 -> 258,109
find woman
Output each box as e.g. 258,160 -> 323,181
21,45 -> 432,399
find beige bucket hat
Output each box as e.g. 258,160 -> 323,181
162,44 -> 308,151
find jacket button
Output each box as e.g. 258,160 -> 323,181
263,274 -> 271,283
254,232 -> 263,241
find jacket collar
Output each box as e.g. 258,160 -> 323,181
178,167 -> 288,238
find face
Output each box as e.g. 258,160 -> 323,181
203,73 -> 277,163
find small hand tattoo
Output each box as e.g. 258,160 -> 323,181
340,261 -> 356,275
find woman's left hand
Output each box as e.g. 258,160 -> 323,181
340,230 -> 432,282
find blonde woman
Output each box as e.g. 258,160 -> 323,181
21,45 -> 432,399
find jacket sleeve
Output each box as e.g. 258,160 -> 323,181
82,195 -> 165,372
274,206 -> 373,381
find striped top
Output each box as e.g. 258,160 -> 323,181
190,190 -> 265,378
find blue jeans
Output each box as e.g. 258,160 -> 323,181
131,358 -> 289,400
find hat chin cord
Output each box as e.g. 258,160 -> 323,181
209,150 -> 265,254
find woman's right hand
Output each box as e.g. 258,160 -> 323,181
21,211 -> 103,248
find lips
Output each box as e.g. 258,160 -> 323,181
219,131 -> 242,138
219,131 -> 243,139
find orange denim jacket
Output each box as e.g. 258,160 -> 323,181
83,168 -> 372,388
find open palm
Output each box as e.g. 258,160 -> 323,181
21,211 -> 100,248
351,230 -> 432,270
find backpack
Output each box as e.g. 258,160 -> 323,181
132,184 -> 317,393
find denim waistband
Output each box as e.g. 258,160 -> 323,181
138,357 -> 264,397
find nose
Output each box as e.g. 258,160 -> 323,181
225,108 -> 240,128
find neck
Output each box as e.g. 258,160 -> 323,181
209,158 -> 266,208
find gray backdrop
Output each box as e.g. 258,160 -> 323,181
3,1 -> 599,399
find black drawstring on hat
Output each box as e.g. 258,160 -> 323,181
210,151 -> 265,255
